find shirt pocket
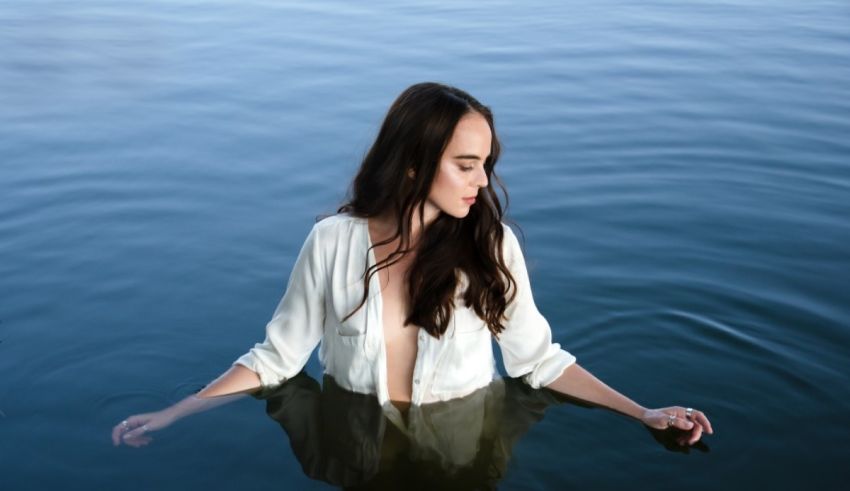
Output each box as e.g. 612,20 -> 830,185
330,290 -> 370,337
337,316 -> 367,337
452,275 -> 487,335
430,318 -> 493,398
326,333 -> 369,388
431,329 -> 494,399
452,304 -> 488,334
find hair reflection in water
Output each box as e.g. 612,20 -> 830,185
256,373 -> 565,490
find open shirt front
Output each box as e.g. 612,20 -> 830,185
233,213 -> 576,406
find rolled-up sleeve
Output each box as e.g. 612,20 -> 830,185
496,224 -> 576,388
233,222 -> 327,387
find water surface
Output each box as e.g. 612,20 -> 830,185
2,1 -> 849,489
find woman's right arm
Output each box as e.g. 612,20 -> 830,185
196,364 -> 261,398
113,220 -> 330,446
112,365 -> 262,446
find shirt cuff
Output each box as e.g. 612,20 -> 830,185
233,351 -> 287,388
521,346 -> 577,389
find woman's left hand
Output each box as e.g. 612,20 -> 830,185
640,406 -> 714,446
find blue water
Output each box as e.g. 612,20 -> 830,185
2,0 -> 849,489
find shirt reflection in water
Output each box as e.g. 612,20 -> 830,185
256,373 -> 564,490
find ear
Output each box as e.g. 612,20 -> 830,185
407,168 -> 416,179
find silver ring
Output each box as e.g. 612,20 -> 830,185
667,413 -> 676,427
141,424 -> 150,432
121,420 -> 129,429
685,407 -> 694,419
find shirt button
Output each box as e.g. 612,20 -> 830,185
414,379 -> 420,385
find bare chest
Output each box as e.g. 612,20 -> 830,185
371,240 -> 420,403
376,257 -> 418,340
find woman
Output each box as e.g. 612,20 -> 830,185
113,82 -> 713,448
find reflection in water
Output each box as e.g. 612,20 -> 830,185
256,373 -> 564,490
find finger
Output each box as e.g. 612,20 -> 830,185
694,411 -> 713,434
124,435 -> 152,448
123,429 -> 142,441
112,419 -> 134,446
126,415 -> 148,428
687,421 -> 704,445
673,416 -> 695,431
112,424 -> 128,446
122,424 -> 150,441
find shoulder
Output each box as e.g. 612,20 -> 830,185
500,221 -> 518,240
499,221 -> 522,256
309,213 -> 362,236
302,213 -> 364,254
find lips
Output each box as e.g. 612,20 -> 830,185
462,197 -> 476,204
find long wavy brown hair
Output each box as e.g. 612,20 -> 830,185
336,82 -> 518,338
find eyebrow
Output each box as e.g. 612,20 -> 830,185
453,154 -> 490,161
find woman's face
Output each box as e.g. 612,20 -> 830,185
424,111 -> 491,221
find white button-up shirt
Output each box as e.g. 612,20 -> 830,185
233,213 -> 576,406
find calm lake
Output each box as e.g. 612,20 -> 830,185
2,0 -> 849,489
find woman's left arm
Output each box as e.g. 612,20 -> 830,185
495,224 -> 714,446
546,363 -> 714,445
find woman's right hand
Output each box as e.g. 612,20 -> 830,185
111,410 -> 175,447
111,366 -> 260,447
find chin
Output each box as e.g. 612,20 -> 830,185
433,202 -> 472,220
450,208 -> 472,219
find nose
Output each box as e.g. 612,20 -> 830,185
475,166 -> 489,189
